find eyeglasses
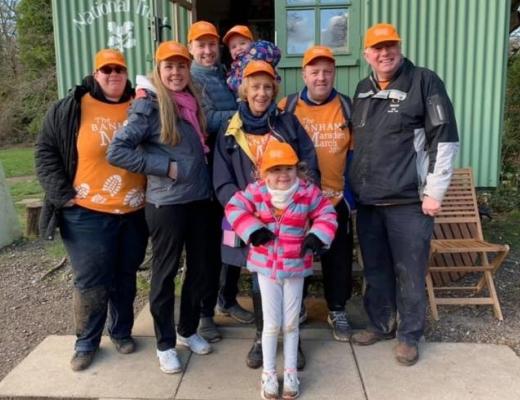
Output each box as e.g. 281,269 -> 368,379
98,66 -> 127,74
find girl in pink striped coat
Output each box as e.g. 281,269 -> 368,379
225,141 -> 337,400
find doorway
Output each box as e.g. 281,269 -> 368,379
195,0 -> 275,65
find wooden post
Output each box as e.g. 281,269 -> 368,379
26,200 -> 43,237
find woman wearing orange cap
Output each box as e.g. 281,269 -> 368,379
108,41 -> 214,374
35,49 -> 148,371
213,60 -> 320,373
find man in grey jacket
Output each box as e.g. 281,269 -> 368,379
349,23 -> 459,366
187,21 -> 254,343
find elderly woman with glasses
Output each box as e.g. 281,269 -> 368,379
35,49 -> 148,372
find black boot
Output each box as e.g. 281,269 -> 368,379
297,336 -> 305,370
246,289 -> 263,369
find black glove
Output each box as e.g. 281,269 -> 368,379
250,227 -> 276,246
300,233 -> 325,256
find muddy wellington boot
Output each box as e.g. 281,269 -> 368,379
247,290 -> 263,369
71,287 -> 108,371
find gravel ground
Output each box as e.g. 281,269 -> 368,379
1,235 -> 518,381
0,239 -> 149,380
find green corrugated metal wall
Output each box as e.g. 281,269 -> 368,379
365,0 -> 510,187
276,0 -> 510,187
52,0 -> 179,98
52,0 -> 509,187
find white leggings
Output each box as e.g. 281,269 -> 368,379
257,273 -> 304,373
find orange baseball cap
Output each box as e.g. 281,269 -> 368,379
302,45 -> 335,67
260,141 -> 299,175
155,41 -> 191,63
188,20 -> 220,42
223,25 -> 254,45
243,60 -> 276,79
94,49 -> 126,70
364,23 -> 401,48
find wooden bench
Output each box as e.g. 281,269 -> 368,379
426,168 -> 510,320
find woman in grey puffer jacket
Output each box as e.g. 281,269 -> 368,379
108,41 -> 213,374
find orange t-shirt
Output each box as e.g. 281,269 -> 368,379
378,80 -> 390,90
245,133 -> 280,168
73,94 -> 146,214
278,95 -> 352,205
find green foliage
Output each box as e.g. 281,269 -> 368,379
482,211 -> 520,250
0,0 -> 57,145
16,0 -> 55,78
0,147 -> 35,177
484,187 -> 520,214
503,55 -> 520,174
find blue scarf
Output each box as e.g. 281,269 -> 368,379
238,101 -> 277,134
300,87 -> 337,106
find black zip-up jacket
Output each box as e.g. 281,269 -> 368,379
212,108 -> 319,267
35,77 -> 133,239
349,58 -> 459,206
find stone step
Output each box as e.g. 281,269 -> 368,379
1,335 -> 519,400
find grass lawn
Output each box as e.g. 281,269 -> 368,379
0,147 -> 35,178
1,147 -> 43,234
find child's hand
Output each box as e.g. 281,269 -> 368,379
300,233 -> 324,256
250,227 -> 276,246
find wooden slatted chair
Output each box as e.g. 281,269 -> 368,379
426,168 -> 510,320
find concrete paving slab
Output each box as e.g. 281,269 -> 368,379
354,340 -> 520,400
176,338 -> 365,400
0,335 -> 189,400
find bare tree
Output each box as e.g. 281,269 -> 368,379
0,0 -> 18,79
511,0 -> 520,33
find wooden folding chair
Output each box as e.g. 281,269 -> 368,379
426,168 -> 510,320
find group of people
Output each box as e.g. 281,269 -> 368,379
35,20 -> 459,400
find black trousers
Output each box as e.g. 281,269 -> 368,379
356,203 -> 434,345
304,200 -> 353,311
146,201 -> 211,351
200,201 -> 242,316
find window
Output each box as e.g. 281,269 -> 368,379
286,1 -> 349,55
276,0 -> 359,67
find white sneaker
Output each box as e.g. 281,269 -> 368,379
177,333 -> 212,355
261,371 -> 279,400
282,370 -> 300,399
156,348 -> 182,374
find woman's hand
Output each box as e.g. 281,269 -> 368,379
63,199 -> 76,207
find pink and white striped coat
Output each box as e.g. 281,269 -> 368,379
225,179 -> 338,280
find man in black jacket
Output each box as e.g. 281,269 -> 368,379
349,23 -> 459,366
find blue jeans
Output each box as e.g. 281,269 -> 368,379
59,206 -> 148,352
356,203 -> 433,345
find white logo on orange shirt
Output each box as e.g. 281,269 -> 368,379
90,117 -> 125,146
